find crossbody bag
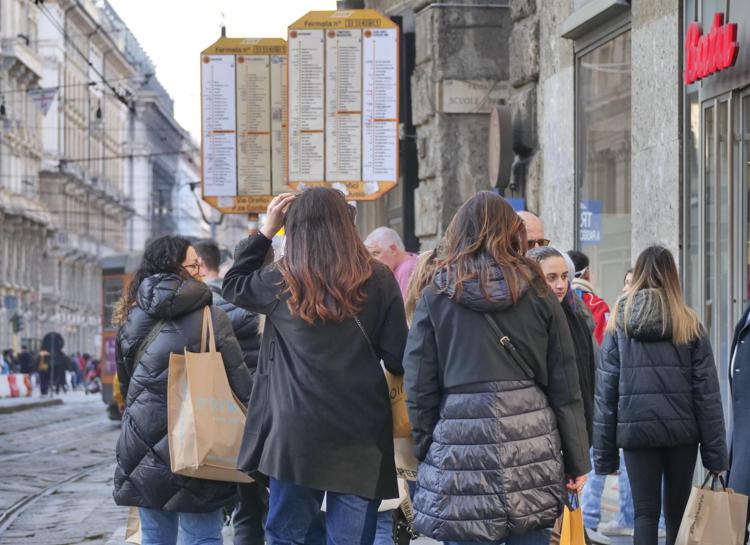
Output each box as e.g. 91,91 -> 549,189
481,313 -> 535,380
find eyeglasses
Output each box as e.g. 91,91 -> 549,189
528,238 -> 551,249
183,261 -> 202,274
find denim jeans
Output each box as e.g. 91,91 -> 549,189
582,449 -> 635,528
265,478 -> 380,545
138,507 -> 223,545
373,510 -> 395,545
444,528 -> 551,545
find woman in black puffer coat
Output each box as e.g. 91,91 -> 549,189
593,245 -> 728,545
113,235 -> 252,545
404,192 -> 591,545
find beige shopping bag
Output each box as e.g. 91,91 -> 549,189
676,474 -> 748,545
385,370 -> 412,438
124,507 -> 141,545
167,307 -> 252,483
394,436 -> 418,481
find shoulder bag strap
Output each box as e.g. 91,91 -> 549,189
132,319 -> 167,367
354,316 -> 379,361
482,313 -> 534,380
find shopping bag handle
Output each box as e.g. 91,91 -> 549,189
200,306 -> 217,353
566,492 -> 580,510
701,472 -> 727,491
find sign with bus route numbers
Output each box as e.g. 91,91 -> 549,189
200,37 -> 288,214
287,10 -> 399,200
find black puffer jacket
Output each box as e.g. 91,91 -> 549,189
593,289 -> 728,474
113,274 -> 252,512
207,278 -> 260,371
403,265 -> 590,542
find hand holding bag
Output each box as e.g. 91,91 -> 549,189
559,493 -> 588,545
676,473 -> 748,545
167,306 -> 252,483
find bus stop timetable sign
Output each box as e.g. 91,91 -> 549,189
287,10 -> 400,201
200,37 -> 288,214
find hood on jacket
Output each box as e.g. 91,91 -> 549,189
136,273 -> 212,319
434,264 -> 529,312
616,288 -> 671,341
572,277 -> 595,295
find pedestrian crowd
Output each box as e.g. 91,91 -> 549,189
111,188 -> 748,545
1,342 -> 100,396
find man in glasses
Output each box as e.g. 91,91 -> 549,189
517,211 -> 550,251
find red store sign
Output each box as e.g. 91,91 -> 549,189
684,12 -> 739,84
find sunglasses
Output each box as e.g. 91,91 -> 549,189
528,238 -> 551,249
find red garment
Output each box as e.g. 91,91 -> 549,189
580,291 -> 610,346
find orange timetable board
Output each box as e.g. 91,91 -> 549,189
200,37 -> 288,214
287,10 -> 399,201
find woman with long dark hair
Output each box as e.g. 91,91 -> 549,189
113,235 -> 251,545
594,245 -> 728,545
223,189 -> 408,545
403,192 -> 590,545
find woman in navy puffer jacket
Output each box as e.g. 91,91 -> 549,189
593,246 -> 728,545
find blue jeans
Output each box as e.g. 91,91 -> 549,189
582,449 -> 635,528
138,507 -> 223,545
265,478 -> 380,545
373,511 -> 394,545
445,528 -> 551,544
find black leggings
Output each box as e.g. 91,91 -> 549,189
623,445 -> 698,545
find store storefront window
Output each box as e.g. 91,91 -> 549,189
577,30 -> 631,307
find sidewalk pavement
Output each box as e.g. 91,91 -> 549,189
0,394 -> 62,414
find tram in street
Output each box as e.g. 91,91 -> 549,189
100,253 -> 141,420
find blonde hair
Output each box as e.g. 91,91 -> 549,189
404,250 -> 439,325
606,245 -> 701,344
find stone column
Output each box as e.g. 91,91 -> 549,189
411,2 -> 512,248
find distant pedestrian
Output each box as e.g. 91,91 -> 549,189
0,351 -> 10,375
112,235 -> 252,545
594,245 -> 728,545
194,239 -> 266,545
39,333 -> 70,394
17,345 -> 33,375
404,192 -> 590,544
568,250 -> 611,345
365,227 -> 418,297
223,189 -> 408,545
729,304 -> 750,545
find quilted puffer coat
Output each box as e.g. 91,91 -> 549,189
593,288 -> 728,474
403,264 -> 590,542
113,273 -> 252,512
207,278 -> 260,372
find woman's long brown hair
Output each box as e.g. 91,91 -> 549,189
278,188 -> 373,324
438,191 -> 545,302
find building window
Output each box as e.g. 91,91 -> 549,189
576,29 -> 631,306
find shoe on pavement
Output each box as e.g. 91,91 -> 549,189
599,519 -> 635,536
585,528 -> 612,545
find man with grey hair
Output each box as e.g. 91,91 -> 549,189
365,227 -> 417,298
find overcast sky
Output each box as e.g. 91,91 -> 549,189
109,0 -> 335,140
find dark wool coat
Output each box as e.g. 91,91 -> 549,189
594,289 -> 728,474
403,265 -> 591,542
113,274 -> 252,512
223,234 -> 408,500
729,305 -> 750,499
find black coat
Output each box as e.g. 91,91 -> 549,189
593,289 -> 728,474
403,265 -> 591,542
729,305 -> 750,498
113,274 -> 252,513
17,351 -> 33,374
223,234 -> 408,500
562,294 -> 596,444
207,278 -> 260,372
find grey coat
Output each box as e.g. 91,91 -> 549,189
403,264 -> 590,542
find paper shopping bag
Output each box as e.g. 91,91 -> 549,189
675,474 -> 748,545
124,507 -> 141,545
167,307 -> 252,483
385,370 -> 411,438
559,494 -> 587,545
394,436 -> 418,481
